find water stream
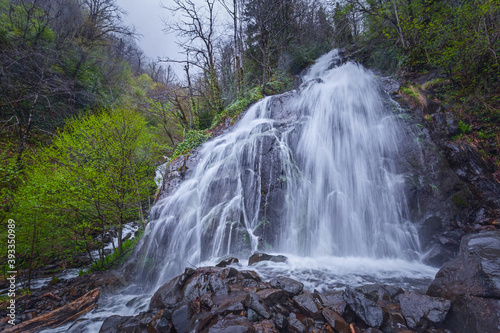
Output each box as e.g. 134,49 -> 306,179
47,50 -> 438,332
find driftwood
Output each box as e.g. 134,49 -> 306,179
4,288 -> 100,333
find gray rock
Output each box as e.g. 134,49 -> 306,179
99,315 -> 142,332
322,308 -> 350,333
244,292 -> 271,319
172,301 -> 191,333
427,231 -> 500,332
248,252 -> 288,265
293,291 -> 321,319
269,276 -> 304,296
343,287 -> 388,328
216,257 -> 239,267
398,291 -> 450,328
287,317 -> 306,333
428,230 -> 500,299
205,315 -> 255,333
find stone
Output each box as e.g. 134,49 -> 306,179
440,295 -> 500,332
343,287 -> 388,328
247,309 -> 259,322
240,270 -> 262,282
204,315 -> 255,333
253,319 -> 279,333
293,291 -> 321,319
356,284 -> 403,303
426,231 -> 500,332
428,230 -> 500,299
287,317 -> 306,333
172,301 -> 191,333
99,315 -> 143,333
269,276 -> 304,296
256,288 -> 287,306
314,291 -> 347,315
150,270 -> 194,309
273,313 -> 288,331
216,257 -> 239,267
322,308 -> 350,333
244,293 -> 271,319
398,291 -> 450,329
248,253 -> 288,265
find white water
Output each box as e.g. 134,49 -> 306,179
43,50 -> 439,332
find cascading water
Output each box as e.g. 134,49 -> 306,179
135,49 -> 425,291
282,51 -> 420,258
50,50 -> 439,332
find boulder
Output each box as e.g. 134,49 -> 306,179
293,291 -> 321,319
427,230 -> 500,299
398,291 -> 450,329
343,287 -> 388,328
427,231 -> 500,332
269,276 -> 303,296
203,315 -> 255,333
248,253 -> 288,265
322,308 -> 349,333
244,293 -> 271,319
216,257 -> 239,267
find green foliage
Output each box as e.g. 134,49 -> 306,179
458,120 -> 472,134
1,108 -> 159,269
172,130 -> 212,159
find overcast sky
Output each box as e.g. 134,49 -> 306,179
118,0 -> 183,76
118,0 -> 230,79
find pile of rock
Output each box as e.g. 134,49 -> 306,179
99,256 -> 451,333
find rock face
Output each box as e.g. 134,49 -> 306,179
427,230 -> 500,332
100,267 -> 451,333
398,291 -> 450,329
248,253 -> 288,266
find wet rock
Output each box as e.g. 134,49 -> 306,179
322,308 -> 350,333
398,291 -> 450,329
293,291 -> 321,319
432,111 -> 459,138
314,291 -> 347,315
440,295 -> 500,333
363,328 -> 383,333
356,284 -> 403,303
241,270 -> 262,282
244,293 -> 271,319
428,230 -> 500,299
427,231 -> 500,332
253,319 -> 278,332
248,253 -> 288,265
203,315 -> 255,333
216,257 -> 239,267
273,313 -> 288,331
343,287 -> 388,328
172,301 -> 191,333
256,288 -> 287,306
248,308 -> 259,322
287,317 -> 306,333
148,310 -> 173,332
150,268 -> 196,309
99,315 -> 143,332
269,276 -> 303,296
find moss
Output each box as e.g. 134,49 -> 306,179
399,84 -> 427,109
171,130 -> 212,160
451,192 -> 469,208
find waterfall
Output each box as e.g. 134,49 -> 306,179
137,50 -> 422,290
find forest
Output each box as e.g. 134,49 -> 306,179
0,0 -> 499,289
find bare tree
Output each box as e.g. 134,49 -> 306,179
161,0 -> 223,118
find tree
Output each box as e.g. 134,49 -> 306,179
3,108 -> 159,274
161,0 -> 224,121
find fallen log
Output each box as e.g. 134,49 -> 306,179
4,288 -> 100,333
